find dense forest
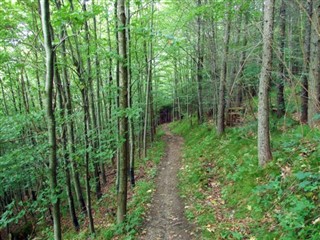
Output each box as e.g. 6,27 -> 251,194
0,0 -> 319,239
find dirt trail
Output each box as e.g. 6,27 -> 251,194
139,124 -> 195,240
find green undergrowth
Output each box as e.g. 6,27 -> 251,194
63,129 -> 166,240
171,119 -> 320,240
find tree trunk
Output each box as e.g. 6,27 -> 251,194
277,0 -> 286,118
82,2 -> 102,200
143,40 -> 150,159
143,1 -> 155,158
0,79 -> 9,115
301,0 -> 313,123
126,1 -> 135,187
92,0 -> 107,185
149,2 -> 156,141
217,7 -> 231,136
308,0 -> 320,126
59,0 -> 87,215
7,65 -> 18,113
40,0 -> 62,239
258,0 -> 274,166
117,0 -> 129,224
82,87 -> 95,234
54,58 -> 80,232
196,0 -> 204,124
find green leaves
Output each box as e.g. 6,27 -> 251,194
295,171 -> 312,180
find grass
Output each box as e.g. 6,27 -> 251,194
171,118 -> 320,240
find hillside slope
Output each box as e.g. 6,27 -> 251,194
171,120 -> 320,239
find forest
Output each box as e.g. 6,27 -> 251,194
0,0 -> 319,239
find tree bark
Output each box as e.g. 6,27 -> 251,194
308,0 -> 320,126
217,6 -> 231,136
143,1 -> 155,158
258,0 -> 274,166
117,0 -> 129,224
0,79 -> 9,115
59,0 -> 87,215
301,0 -> 313,123
82,2 -> 102,201
277,0 -> 286,118
196,0 -> 204,124
126,1 -> 135,187
54,58 -> 80,232
92,0 -> 107,185
39,0 -> 62,238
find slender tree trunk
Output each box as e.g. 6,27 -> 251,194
258,0 -> 274,166
67,0 -> 95,233
301,0 -> 313,123
35,53 -> 43,110
92,0 -> 107,185
54,58 -> 80,232
0,79 -> 9,115
149,2 -> 155,141
52,2 -> 79,230
20,73 -> 30,113
196,0 -> 204,124
143,40 -> 150,159
126,2 -> 135,187
6,65 -> 18,113
81,87 -> 95,234
143,1 -> 155,157
25,72 -> 36,109
227,13 -> 242,110
115,0 -> 121,194
308,0 -> 320,126
117,0 -> 129,224
217,7 -> 231,136
57,0 -> 87,214
209,17 -> 218,112
82,2 -> 102,200
277,0 -> 286,118
40,0 -> 62,238
31,9 -> 44,110
235,11 -> 249,107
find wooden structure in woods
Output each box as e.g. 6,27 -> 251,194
226,107 -> 245,126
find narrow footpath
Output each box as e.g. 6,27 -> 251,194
139,124 -> 195,240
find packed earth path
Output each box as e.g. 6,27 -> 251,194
139,124 -> 196,240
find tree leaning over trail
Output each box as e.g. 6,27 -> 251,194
39,0 -> 62,239
117,0 -> 129,224
257,0 -> 274,166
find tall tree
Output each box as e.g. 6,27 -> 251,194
217,5 -> 231,136
257,0 -> 275,166
143,0 -> 155,158
277,0 -> 286,117
196,0 -> 204,124
82,1 -> 102,200
308,0 -> 320,126
39,0 -> 62,238
301,0 -> 313,123
117,0 -> 129,224
126,0 -> 135,187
